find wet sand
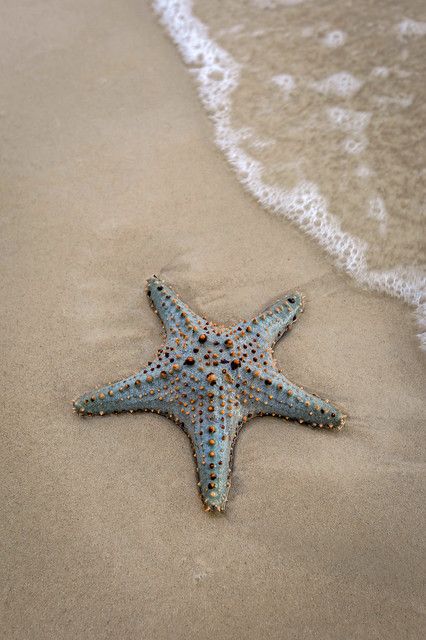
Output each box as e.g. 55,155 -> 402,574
1,1 -> 424,638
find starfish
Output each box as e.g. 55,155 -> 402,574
74,276 -> 346,511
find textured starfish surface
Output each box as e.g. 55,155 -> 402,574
74,276 -> 346,511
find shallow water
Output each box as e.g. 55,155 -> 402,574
153,0 -> 426,346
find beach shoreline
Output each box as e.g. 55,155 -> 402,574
153,0 -> 426,347
1,1 -> 424,638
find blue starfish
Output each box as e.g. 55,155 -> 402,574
74,276 -> 346,511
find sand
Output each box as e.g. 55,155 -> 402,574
1,1 -> 424,639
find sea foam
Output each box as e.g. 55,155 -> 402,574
152,0 -> 426,348
397,18 -> 426,39
311,72 -> 363,98
321,30 -> 347,48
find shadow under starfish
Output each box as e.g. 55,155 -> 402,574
74,276 -> 347,512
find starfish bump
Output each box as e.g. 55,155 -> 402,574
74,276 -> 346,512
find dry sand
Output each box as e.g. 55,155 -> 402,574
1,1 -> 424,639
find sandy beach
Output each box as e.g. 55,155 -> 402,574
1,1 -> 424,638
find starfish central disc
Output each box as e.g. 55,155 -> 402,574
74,276 -> 346,511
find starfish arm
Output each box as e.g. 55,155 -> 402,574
73,359 -> 184,417
183,389 -> 243,512
242,291 -> 304,345
240,370 -> 345,429
191,411 -> 242,511
147,276 -> 206,340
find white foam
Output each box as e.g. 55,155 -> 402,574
397,18 -> 426,39
311,72 -> 363,98
342,137 -> 368,155
355,164 -> 373,178
251,29 -> 269,37
153,0 -> 426,348
326,106 -> 371,133
246,132 -> 276,150
326,108 -> 371,156
371,66 -> 390,78
368,196 -> 388,236
374,94 -> 414,109
271,73 -> 296,95
216,24 -> 244,38
321,30 -> 347,48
